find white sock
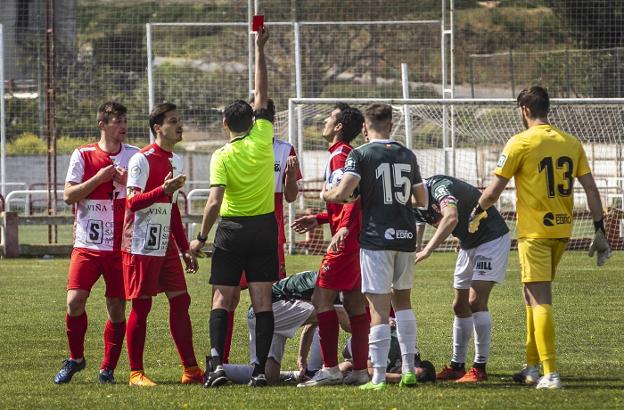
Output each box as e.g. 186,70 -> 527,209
394,309 -> 417,374
369,324 -> 391,384
307,327 -> 323,373
472,311 -> 492,365
222,364 -> 254,384
451,315 -> 473,365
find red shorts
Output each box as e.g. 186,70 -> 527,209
122,246 -> 187,299
67,248 -> 124,298
317,247 -> 361,292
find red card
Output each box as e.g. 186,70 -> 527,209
252,15 -> 264,32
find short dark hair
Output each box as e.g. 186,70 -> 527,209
334,103 -> 364,143
517,86 -> 549,118
249,97 -> 276,123
364,104 -> 393,131
97,101 -> 127,124
149,102 -> 177,137
224,100 -> 254,133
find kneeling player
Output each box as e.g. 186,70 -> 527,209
414,175 -> 510,383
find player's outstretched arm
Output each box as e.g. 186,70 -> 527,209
189,186 -> 224,255
578,173 -> 611,266
415,205 -> 458,263
254,27 -> 269,110
323,173 -> 359,203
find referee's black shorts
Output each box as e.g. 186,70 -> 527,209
210,212 -> 279,286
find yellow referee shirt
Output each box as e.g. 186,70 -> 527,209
495,124 -> 591,239
210,118 -> 275,217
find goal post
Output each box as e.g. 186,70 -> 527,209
284,97 -> 624,254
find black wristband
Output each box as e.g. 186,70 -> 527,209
594,218 -> 605,234
196,233 -> 208,242
473,204 -> 485,215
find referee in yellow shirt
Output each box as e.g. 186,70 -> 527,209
469,86 -> 611,389
190,27 -> 276,388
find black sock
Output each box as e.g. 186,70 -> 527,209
473,362 -> 486,371
414,352 -> 423,367
209,308 -> 229,368
252,311 -> 274,376
451,361 -> 465,371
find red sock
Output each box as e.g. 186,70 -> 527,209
317,310 -> 339,368
223,311 -> 235,364
349,313 -> 370,371
126,298 -> 152,371
101,320 -> 126,371
169,293 -> 198,368
66,312 -> 88,360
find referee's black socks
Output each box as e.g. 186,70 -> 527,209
253,311 -> 275,377
209,308 -> 229,368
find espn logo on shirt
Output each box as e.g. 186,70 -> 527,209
384,228 -> 414,240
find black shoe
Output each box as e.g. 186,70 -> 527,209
54,359 -> 86,384
248,374 -> 267,387
203,366 -> 229,388
416,360 -> 437,383
99,368 -> 115,384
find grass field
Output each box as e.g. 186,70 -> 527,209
0,252 -> 622,409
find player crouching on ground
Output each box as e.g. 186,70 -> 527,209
413,175 -> 511,383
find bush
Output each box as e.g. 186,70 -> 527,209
7,133 -> 47,155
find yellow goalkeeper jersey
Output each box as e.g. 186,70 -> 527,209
495,124 -> 591,239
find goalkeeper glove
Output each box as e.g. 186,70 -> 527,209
588,219 -> 611,266
468,204 -> 487,234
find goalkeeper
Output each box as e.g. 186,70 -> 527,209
468,86 -> 611,390
413,175 -> 511,384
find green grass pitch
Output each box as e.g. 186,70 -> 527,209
0,252 -> 622,409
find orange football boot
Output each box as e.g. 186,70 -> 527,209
129,370 -> 157,387
181,366 -> 205,385
456,367 -> 488,383
436,364 -> 466,381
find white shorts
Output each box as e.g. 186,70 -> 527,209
454,233 -> 511,289
248,299 -> 314,365
360,249 -> 415,294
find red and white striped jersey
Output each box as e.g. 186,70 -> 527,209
65,143 -> 139,251
273,139 -> 302,244
123,143 -> 184,256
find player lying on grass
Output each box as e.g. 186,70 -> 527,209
413,175 -> 511,383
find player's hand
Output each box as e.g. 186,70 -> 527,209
588,229 -> 611,266
414,248 -> 432,264
327,227 -> 348,254
163,171 -> 186,194
468,207 -> 487,233
285,155 -> 299,178
296,357 -> 307,381
113,166 -> 127,185
256,26 -> 269,48
292,215 -> 318,233
95,164 -> 117,183
182,251 -> 198,273
189,239 -> 207,258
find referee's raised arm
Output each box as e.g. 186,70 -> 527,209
254,27 -> 269,111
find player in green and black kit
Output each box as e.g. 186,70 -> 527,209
413,175 -> 510,383
324,104 -> 428,390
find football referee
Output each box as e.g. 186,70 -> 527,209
189,26 -> 276,388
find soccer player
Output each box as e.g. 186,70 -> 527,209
221,98 -> 302,365
54,102 -> 137,384
324,103 -> 427,390
469,86 -> 611,389
413,175 -> 511,383
221,270 -> 330,385
122,102 -> 203,387
189,27 -> 277,388
292,103 -> 370,387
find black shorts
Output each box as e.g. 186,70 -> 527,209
210,212 -> 279,286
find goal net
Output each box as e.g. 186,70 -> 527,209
281,98 -> 624,254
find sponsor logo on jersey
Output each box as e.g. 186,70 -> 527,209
384,227 -> 414,240
275,162 -> 281,172
87,203 -> 109,212
434,184 -> 451,199
496,154 -> 507,168
543,212 -> 571,226
130,166 -> 141,177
